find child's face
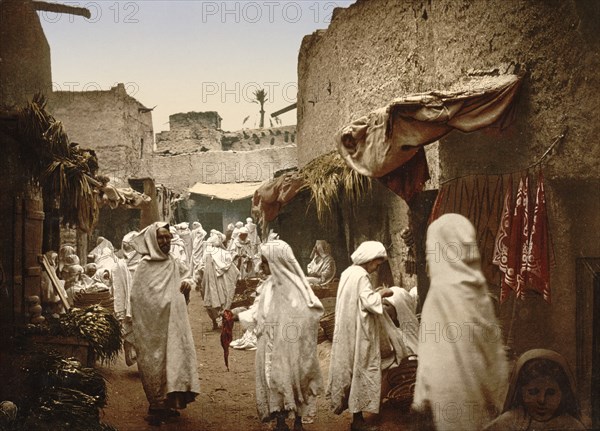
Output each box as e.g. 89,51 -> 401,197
522,376 -> 562,422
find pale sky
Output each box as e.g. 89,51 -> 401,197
39,0 -> 356,133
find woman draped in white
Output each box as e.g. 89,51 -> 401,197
191,221 -> 207,271
130,222 -> 200,425
245,217 -> 261,254
254,239 -> 324,431
412,213 -> 508,431
306,240 -> 337,286
195,235 -> 239,329
327,241 -> 393,431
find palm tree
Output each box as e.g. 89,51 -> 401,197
252,89 -> 268,128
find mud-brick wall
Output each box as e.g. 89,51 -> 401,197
149,145 -> 298,194
47,84 -> 154,179
0,0 -> 52,109
296,0 -> 600,422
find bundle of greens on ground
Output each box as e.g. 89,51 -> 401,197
20,305 -> 122,364
0,351 -> 116,431
57,305 -> 122,364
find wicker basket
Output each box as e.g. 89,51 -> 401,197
73,291 -> 114,311
313,281 -> 338,299
319,312 -> 336,341
385,355 -> 418,409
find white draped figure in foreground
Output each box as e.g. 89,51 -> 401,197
412,213 -> 508,431
130,222 -> 200,426
254,239 -> 324,431
327,241 -> 393,431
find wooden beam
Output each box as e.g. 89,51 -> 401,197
32,1 -> 91,18
270,103 -> 297,118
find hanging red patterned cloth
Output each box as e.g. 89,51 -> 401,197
523,171 -> 552,302
517,175 -> 533,299
492,174 -> 513,303
503,173 -> 531,300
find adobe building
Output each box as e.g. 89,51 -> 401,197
152,111 -> 298,232
294,0 -> 600,427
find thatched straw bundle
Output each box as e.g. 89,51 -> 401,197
300,151 -> 372,222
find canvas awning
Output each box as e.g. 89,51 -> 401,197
336,73 -> 523,200
189,182 -> 264,201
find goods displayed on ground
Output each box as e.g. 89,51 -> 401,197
73,290 -> 114,310
384,355 -> 418,410
20,305 -> 122,365
231,277 -> 262,308
0,350 -> 117,431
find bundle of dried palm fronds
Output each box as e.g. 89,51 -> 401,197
300,151 -> 372,222
17,94 -> 100,232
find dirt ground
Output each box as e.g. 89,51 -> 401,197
98,291 -> 411,431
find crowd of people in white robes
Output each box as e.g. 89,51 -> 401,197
39,213 -> 587,430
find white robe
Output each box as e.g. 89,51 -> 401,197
412,214 -> 508,431
327,264 -> 384,414
198,244 -> 239,310
254,240 -> 323,421
130,222 -> 200,409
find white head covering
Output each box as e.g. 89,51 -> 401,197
350,241 -> 387,265
239,227 -> 249,235
413,213 -> 508,430
235,221 -> 244,228
246,217 -> 253,223
131,222 -> 170,261
259,240 -> 323,311
425,213 -> 485,287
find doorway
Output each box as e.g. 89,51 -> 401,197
576,257 -> 600,428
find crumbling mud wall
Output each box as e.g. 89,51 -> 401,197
297,0 -> 600,422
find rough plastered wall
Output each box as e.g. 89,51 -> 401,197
47,84 -> 154,179
0,0 -> 52,109
149,145 -> 298,193
297,0 -> 600,421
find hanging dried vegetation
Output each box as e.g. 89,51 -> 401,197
16,94 -> 100,232
300,151 -> 372,222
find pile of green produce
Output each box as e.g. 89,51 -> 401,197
1,351 -> 117,431
22,305 -> 122,364
57,305 -> 122,364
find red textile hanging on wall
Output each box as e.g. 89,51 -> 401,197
523,171 -> 552,302
431,170 -> 553,304
504,174 -> 530,300
492,175 -> 513,303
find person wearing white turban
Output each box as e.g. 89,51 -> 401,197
327,241 -> 393,431
229,226 -> 253,279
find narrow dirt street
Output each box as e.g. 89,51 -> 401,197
98,291 -> 411,431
